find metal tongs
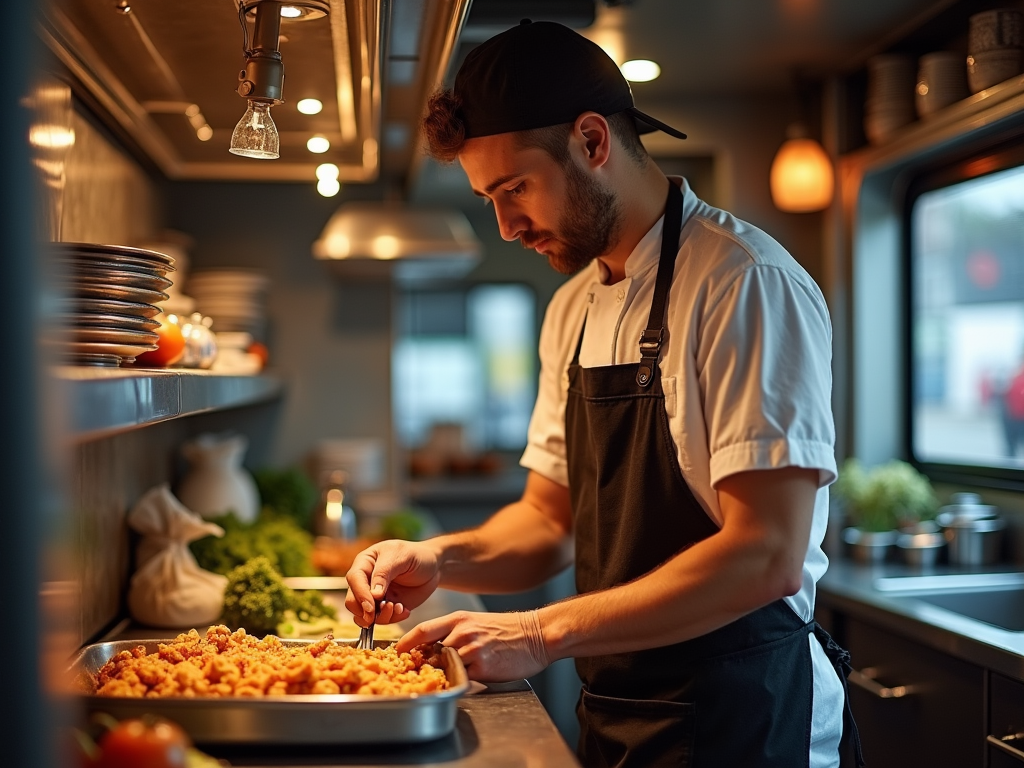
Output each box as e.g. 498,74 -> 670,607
357,599 -> 379,650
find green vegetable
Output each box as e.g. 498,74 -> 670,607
222,556 -> 336,635
833,459 -> 937,532
190,510 -> 316,577
253,467 -> 317,527
379,510 -> 425,541
275,609 -> 338,639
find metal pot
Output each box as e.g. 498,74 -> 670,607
944,516 -> 1006,566
896,531 -> 946,568
843,527 -> 897,563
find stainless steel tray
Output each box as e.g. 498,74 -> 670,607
70,638 -> 469,745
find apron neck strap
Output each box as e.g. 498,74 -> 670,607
636,179 -> 683,387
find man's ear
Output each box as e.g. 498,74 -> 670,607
573,112 -> 611,169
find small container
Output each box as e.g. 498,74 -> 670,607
843,527 -> 897,563
945,516 -> 1006,566
896,531 -> 946,568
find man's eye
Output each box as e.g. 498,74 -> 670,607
508,183 -> 525,197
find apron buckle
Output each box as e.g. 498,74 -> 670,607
637,328 -> 665,387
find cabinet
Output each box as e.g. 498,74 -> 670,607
821,611 -> 985,768
990,674 -> 1024,766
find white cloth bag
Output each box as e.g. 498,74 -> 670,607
127,484 -> 228,628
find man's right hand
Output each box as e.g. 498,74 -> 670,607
344,539 -> 442,627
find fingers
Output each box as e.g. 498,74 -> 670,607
396,613 -> 461,654
345,548 -> 379,622
375,601 -> 407,625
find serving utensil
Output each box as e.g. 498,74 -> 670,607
357,600 -> 378,650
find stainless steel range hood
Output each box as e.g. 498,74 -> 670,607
312,201 -> 481,283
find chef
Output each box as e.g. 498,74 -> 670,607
347,20 -> 861,768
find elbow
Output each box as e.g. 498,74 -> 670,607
760,543 -> 805,602
777,570 -> 803,599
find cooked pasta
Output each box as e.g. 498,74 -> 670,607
93,625 -> 448,698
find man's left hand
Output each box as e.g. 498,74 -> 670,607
396,610 -> 550,683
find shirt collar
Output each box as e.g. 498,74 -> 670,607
594,175 -> 697,285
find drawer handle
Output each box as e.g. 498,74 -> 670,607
847,667 -> 916,698
989,734 -> 1024,762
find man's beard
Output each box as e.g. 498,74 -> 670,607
522,160 -> 623,276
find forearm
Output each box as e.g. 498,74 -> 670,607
428,492 -> 573,594
539,522 -> 802,661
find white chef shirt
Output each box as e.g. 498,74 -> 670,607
521,177 -> 844,768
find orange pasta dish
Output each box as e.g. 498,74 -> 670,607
92,625 -> 448,698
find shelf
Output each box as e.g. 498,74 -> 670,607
53,367 -> 283,442
843,73 -> 1024,175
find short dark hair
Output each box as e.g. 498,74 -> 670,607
422,89 -> 649,168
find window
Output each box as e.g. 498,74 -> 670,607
909,149 -> 1024,484
392,283 -> 537,452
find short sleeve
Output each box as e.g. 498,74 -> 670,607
698,264 -> 837,488
519,290 -> 578,488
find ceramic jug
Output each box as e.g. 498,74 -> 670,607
177,433 -> 259,523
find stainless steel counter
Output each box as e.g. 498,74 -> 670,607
101,587 -> 582,767
817,559 -> 1024,680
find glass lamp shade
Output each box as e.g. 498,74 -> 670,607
769,138 -> 834,212
229,101 -> 280,159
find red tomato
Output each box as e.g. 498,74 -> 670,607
134,314 -> 186,367
247,340 -> 269,367
95,718 -> 190,768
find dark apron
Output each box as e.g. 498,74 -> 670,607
565,180 -> 862,768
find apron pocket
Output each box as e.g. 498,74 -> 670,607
578,688 -> 695,768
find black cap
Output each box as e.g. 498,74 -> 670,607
454,19 -> 686,141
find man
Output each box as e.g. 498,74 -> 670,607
346,20 -> 859,768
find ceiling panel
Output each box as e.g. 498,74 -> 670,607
42,0 -> 471,185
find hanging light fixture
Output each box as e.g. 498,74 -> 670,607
229,1 -> 329,159
770,123 -> 834,213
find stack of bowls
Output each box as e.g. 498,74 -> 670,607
915,51 -> 969,118
864,54 -> 916,144
967,8 -> 1023,93
51,242 -> 175,366
186,270 -> 269,337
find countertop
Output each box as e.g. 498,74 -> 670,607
101,587 -> 581,768
817,559 -> 1024,680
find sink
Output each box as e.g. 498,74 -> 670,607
873,572 -> 1024,632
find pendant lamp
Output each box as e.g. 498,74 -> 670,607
770,123 -> 834,213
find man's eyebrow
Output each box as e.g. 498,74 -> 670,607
472,172 -> 523,197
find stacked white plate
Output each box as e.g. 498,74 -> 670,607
864,54 -> 916,144
187,270 -> 269,336
51,242 -> 174,366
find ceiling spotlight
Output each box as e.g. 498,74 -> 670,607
317,177 -> 341,197
243,0 -> 329,21
297,98 -> 323,115
621,59 -> 661,82
196,124 -> 213,142
114,0 -> 132,14
307,135 -> 330,153
316,162 -> 339,180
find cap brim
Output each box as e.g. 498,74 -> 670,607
628,108 -> 687,140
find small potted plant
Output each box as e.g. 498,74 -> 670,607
833,459 -> 938,563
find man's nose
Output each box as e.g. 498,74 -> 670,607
493,202 -> 526,242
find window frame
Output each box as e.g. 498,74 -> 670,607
903,138 -> 1024,492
